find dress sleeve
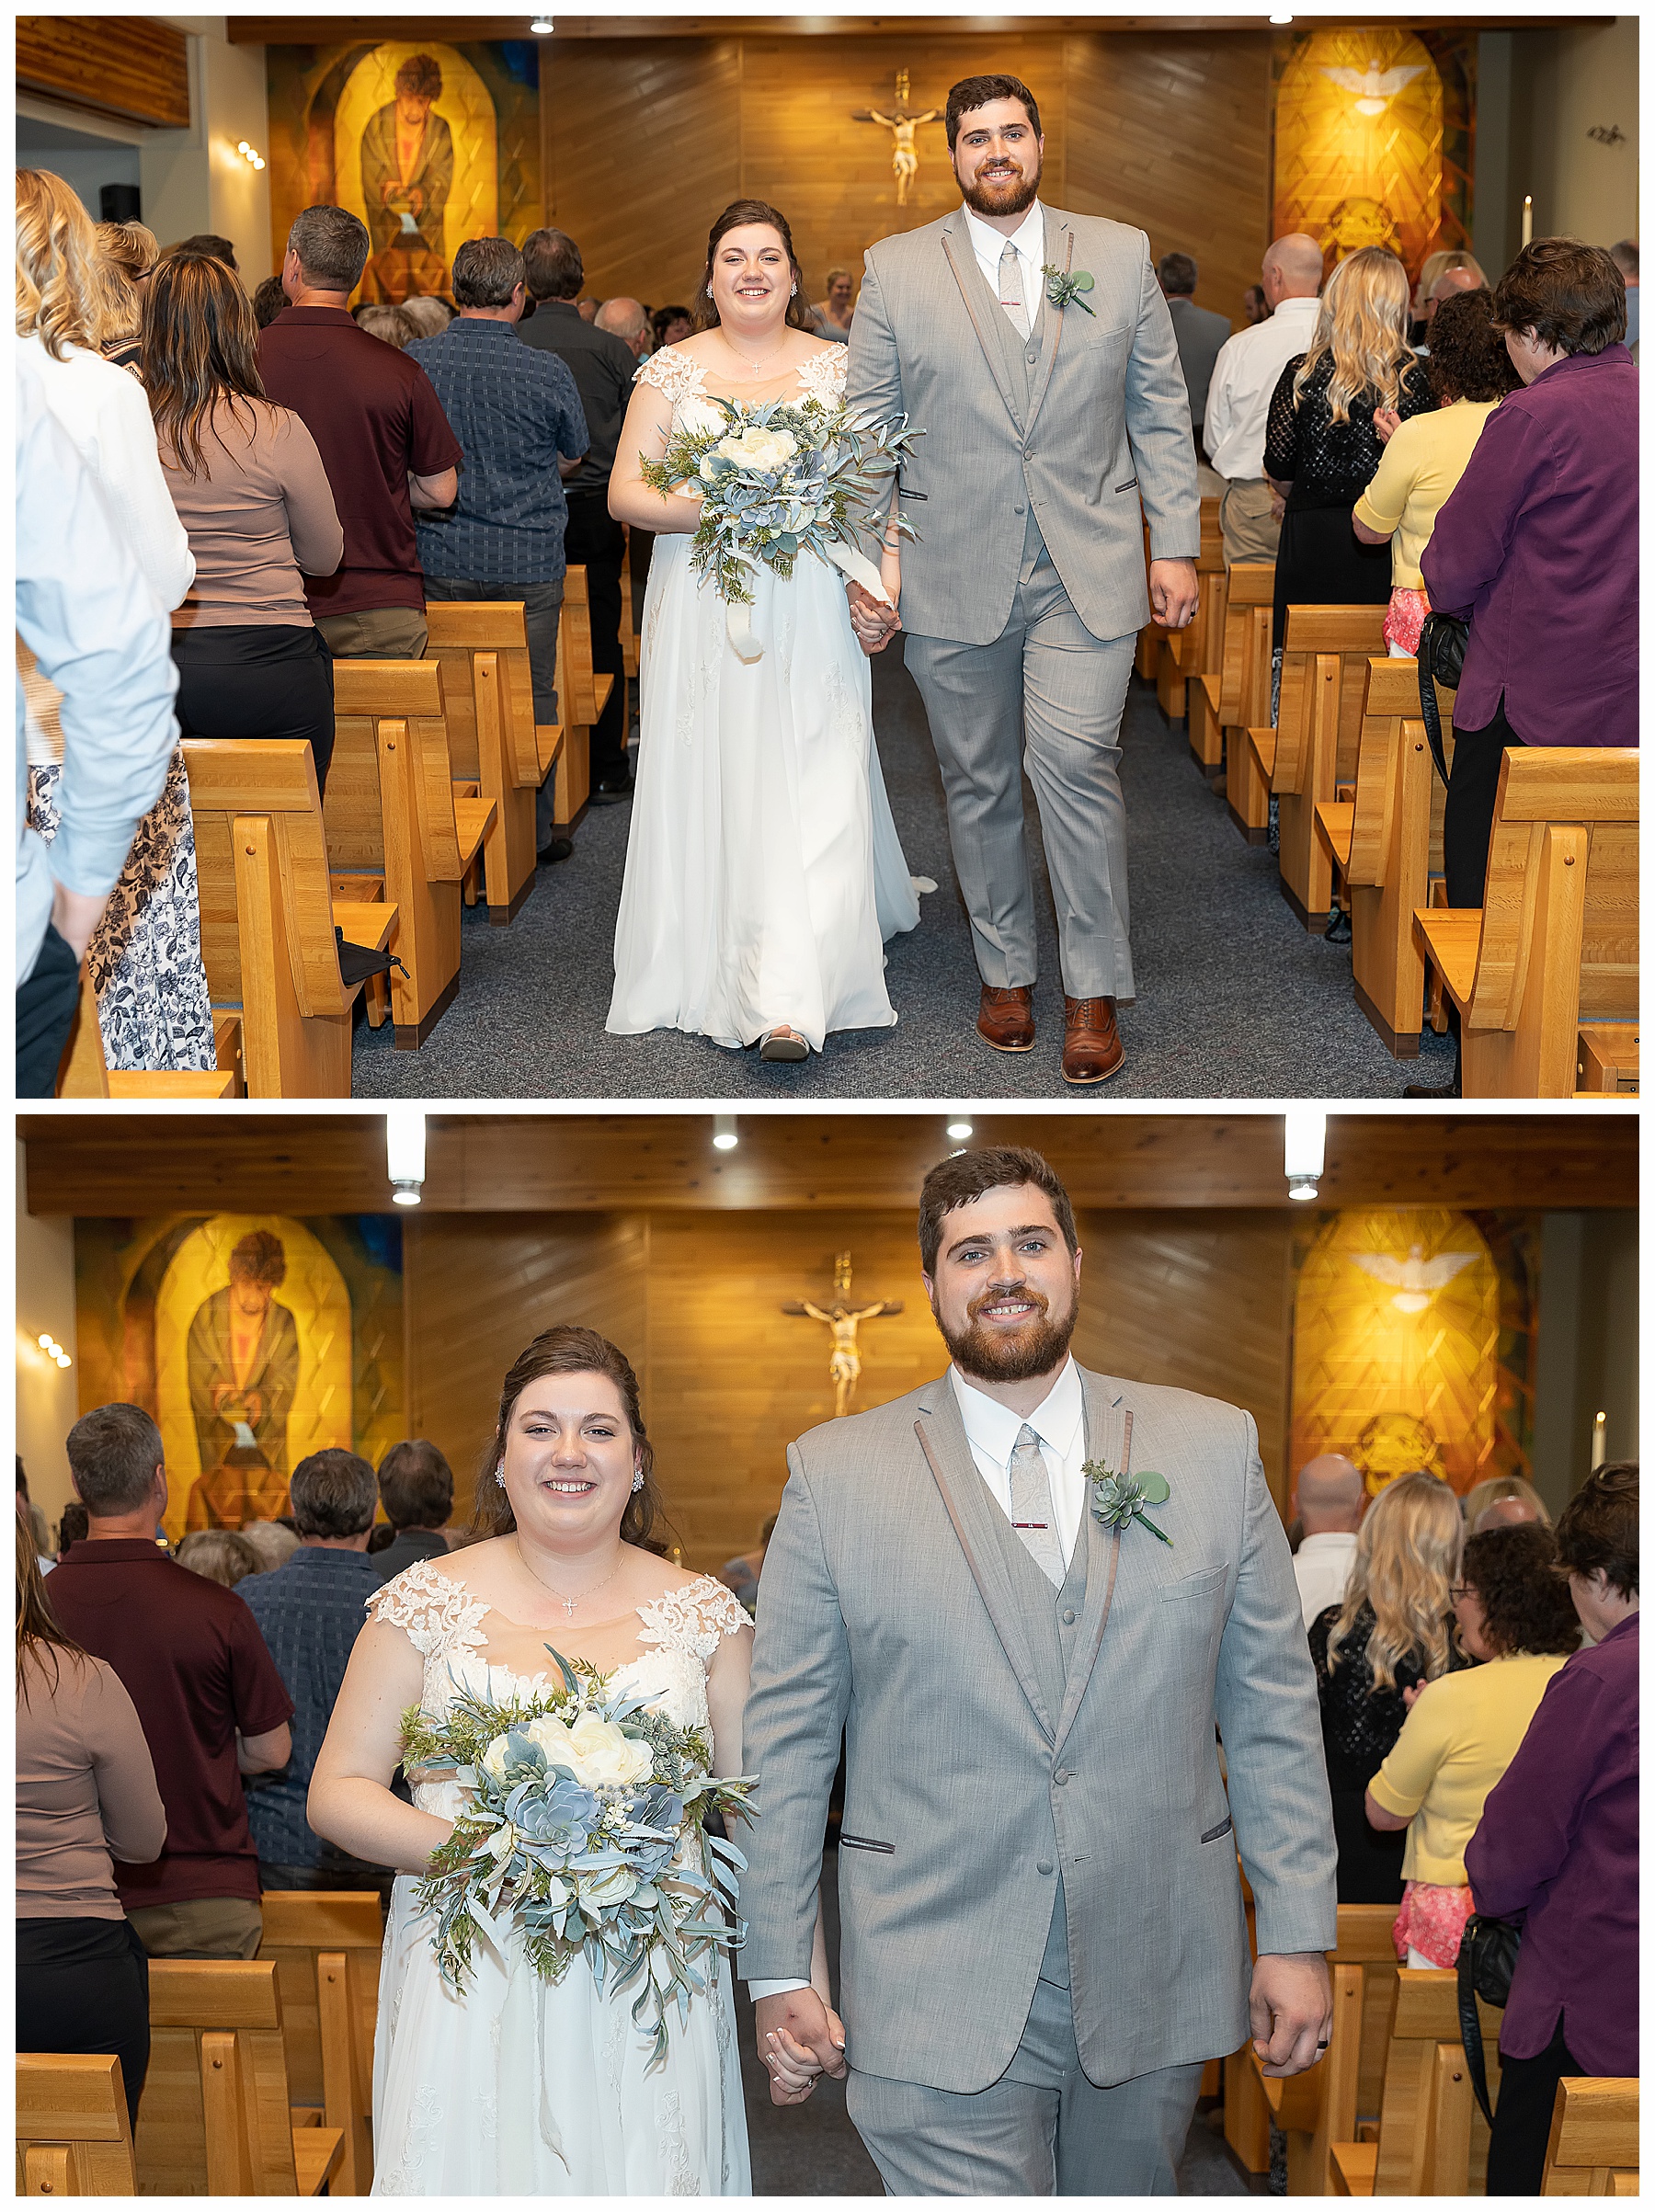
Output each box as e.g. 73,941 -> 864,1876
1263,358 -> 1304,481
636,1576 -> 753,1660
83,1657 -> 167,1864
366,1557 -> 491,1660
634,347 -> 703,404
270,408 -> 344,580
1367,1678 -> 1448,1819
1353,419 -> 1417,534
1464,1659 -> 1608,1917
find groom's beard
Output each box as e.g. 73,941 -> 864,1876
933,1279 -> 1078,1384
959,151 -> 1042,221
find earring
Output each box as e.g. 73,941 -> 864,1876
791,281 -> 798,296
632,1470 -> 645,1494
495,1464 -> 507,1489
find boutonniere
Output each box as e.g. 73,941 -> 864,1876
1084,1461 -> 1172,1545
1042,264 -> 1096,316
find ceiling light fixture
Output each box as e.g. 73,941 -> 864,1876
945,1118 -> 973,1141
1284,1107 -> 1326,1202
713,1114 -> 738,1152
386,1106 -> 427,1205
531,14 -> 554,32
1268,11 -> 1294,23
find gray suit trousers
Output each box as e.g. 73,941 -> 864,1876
846,1973 -> 1204,2196
903,543 -> 1137,1000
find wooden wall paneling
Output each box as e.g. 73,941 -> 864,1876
17,16 -> 192,129
1066,30 -> 1273,329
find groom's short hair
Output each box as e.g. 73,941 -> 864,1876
945,74 -> 1042,150
918,1146 -> 1078,1274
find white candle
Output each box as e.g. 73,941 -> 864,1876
1522,195 -> 1534,247
1590,1410 -> 1607,1469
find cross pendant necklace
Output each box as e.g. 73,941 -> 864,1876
514,1538 -> 622,1620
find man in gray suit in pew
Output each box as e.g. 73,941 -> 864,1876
741,1145 -> 1337,2195
847,74 -> 1202,1087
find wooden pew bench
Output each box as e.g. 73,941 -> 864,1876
183,739 -> 396,1098
1414,747 -> 1638,1097
1541,2076 -> 1638,2195
56,969 -> 238,1097
1215,563 -> 1275,838
17,2053 -> 137,2195
552,564 -> 612,827
1330,1967 -> 1500,2195
1153,496 -> 1223,725
1259,604 -> 1388,929
260,1890 -> 384,2196
425,600 -> 557,925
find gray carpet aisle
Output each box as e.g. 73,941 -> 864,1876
351,647 -> 1454,1100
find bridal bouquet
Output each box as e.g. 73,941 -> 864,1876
641,394 -> 921,657
402,1648 -> 756,2063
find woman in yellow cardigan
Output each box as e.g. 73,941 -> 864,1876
1364,1522 -> 1580,1967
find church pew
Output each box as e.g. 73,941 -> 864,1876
1316,657 -> 1453,1057
55,967 -> 238,1097
1575,1023 -> 1638,1094
1329,1967 -> 1499,2195
326,659 -> 495,1047
136,1959 -> 345,2196
1258,605 -> 1389,929
183,739 -> 397,1098
1541,2077 -> 1638,2195
1246,1902 -> 1398,2193
1413,747 -> 1638,1097
1153,496 -> 1223,724
424,600 -> 551,926
17,2054 -> 137,2195
1218,564 -> 1276,842
552,564 -> 612,827
259,1891 -> 382,2196
1185,566 -> 1230,779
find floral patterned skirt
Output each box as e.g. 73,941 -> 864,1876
1393,1878 -> 1473,1968
1384,587 -> 1432,658
29,754 -> 215,1073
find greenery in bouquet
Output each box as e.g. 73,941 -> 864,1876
640,393 -> 922,606
402,1648 -> 756,2066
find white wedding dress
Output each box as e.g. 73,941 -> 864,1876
607,343 -> 921,1053
367,1562 -> 753,2196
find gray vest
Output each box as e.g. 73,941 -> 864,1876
960,238 -> 1050,577
979,1491 -> 1090,1990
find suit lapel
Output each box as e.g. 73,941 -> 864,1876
913,1378 -> 1056,1740
1023,210 -> 1072,440
939,211 -> 1024,434
1052,1370 -> 1129,1758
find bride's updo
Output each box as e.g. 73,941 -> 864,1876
465,1324 -> 664,1547
691,198 -> 817,335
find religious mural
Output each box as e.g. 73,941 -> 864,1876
265,39 -> 542,302
1288,1208 -> 1536,1497
74,1214 -> 404,1541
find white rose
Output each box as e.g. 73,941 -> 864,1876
525,1715 -> 581,1768
482,1819 -> 517,1865
480,1731 -> 512,1783
578,1863 -> 639,1909
566,1712 -> 655,1787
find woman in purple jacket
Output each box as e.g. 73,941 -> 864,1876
1464,1463 -> 1638,2194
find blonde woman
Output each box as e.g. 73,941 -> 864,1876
1262,245 -> 1432,648
16,169 -> 214,1077
92,217 -> 159,373
1307,1472 -> 1469,1902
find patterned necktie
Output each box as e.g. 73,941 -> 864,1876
998,238 -> 1031,341
1009,1424 -> 1065,1588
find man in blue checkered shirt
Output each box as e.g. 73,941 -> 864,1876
410,235 -> 589,858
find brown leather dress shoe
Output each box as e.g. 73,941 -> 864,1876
977,985 -> 1036,1052
1061,996 -> 1125,1084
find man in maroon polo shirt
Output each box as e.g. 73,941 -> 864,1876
50,1404 -> 294,1960
258,204 -> 462,659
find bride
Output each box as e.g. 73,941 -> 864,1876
606,199 -> 921,1063
309,1325 -> 836,2194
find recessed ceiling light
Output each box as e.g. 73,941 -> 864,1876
531,15 -> 554,31
713,1114 -> 738,1152
946,1119 -> 973,1140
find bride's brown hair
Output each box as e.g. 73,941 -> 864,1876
464,1326 -> 663,1547
691,200 -> 816,336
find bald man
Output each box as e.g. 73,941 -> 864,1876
1291,1453 -> 1367,1628
1420,262 -> 1486,344
1204,231 -> 1326,565
594,295 -> 650,360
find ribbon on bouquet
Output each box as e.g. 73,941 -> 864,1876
724,539 -> 896,665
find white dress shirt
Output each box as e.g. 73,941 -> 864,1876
962,198 -> 1047,332
1202,295 -> 1322,483
1293,1530 -> 1358,1630
747,1358 -> 1087,1999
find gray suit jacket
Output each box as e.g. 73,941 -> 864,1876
741,1363 -> 1337,2093
847,203 -> 1200,646
1168,296 -> 1233,452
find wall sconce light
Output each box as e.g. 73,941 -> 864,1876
36,1332 -> 72,1370
236,140 -> 267,171
386,1106 -> 426,1205
713,1114 -> 738,1152
531,15 -> 554,32
945,1117 -> 973,1141
1284,1107 -> 1326,1202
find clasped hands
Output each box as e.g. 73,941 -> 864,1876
850,555 -> 1200,650
752,1986 -> 849,2105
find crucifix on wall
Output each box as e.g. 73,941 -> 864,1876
783,1251 -> 903,1418
852,70 -> 942,207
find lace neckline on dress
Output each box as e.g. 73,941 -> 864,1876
368,1556 -> 750,1672
637,343 -> 846,409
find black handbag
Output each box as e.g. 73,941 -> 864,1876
1457,1912 -> 1521,2125
1416,612 -> 1468,789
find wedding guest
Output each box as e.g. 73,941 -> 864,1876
1352,288 -> 1518,656
595,296 -> 651,359
92,217 -> 158,372
170,232 -> 238,274
148,251 -> 345,794
17,1516 -> 166,2126
720,1513 -> 777,1613
239,1520 -> 301,1575
1462,1474 -> 1549,1534
250,275 -> 287,329
410,235 -> 588,857
1308,1473 -> 1467,1903
1410,248 -> 1486,346
1419,260 -> 1486,344
399,294 -> 453,339
1242,282 -> 1270,325
810,266 -> 856,341
1158,250 -> 1230,460
239,1451 -> 392,1898
1608,238 -> 1638,351
1290,1453 -> 1365,1627
56,1501 -> 89,1560
652,302 -> 692,352
258,206 -> 461,659
16,338 -> 180,1094
1204,232 -> 1324,565
373,1440 -> 454,1583
48,1404 -> 292,1959
356,302 -> 417,349
1365,1522 -> 1580,1966
1264,245 -> 1432,647
1467,1464 -> 1638,2195
176,1529 -> 261,1588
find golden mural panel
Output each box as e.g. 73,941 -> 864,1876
334,43 -> 498,304
1273,26 -> 1444,278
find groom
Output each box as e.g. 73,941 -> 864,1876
740,1146 -> 1336,2194
847,75 -> 1200,1084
